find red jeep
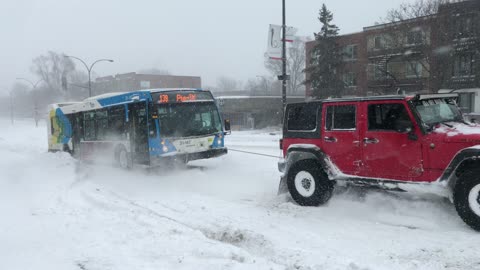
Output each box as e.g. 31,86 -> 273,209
279,93 -> 480,231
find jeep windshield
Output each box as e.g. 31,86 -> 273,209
156,102 -> 222,138
414,98 -> 463,126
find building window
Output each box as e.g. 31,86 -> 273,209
454,15 -> 476,39
406,61 -> 423,78
373,64 -> 385,81
343,45 -> 358,61
406,29 -> 423,45
374,36 -> 384,49
343,72 -> 357,87
453,54 -> 475,77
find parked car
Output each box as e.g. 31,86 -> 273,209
279,93 -> 480,231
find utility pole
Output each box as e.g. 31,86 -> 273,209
64,55 -> 114,97
281,0 -> 287,114
16,78 -> 44,127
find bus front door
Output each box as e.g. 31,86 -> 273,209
129,102 -> 149,165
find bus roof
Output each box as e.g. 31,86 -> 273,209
84,88 -> 205,101
147,88 -> 204,93
51,88 -> 211,114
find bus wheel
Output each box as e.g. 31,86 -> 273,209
115,146 -> 132,170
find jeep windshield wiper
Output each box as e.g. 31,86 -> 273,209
440,122 -> 454,128
451,118 -> 472,126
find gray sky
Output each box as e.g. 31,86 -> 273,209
1,0 -> 416,94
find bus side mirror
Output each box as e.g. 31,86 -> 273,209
224,119 -> 231,135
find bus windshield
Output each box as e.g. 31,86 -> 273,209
156,102 -> 222,138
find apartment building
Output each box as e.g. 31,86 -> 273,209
305,0 -> 479,112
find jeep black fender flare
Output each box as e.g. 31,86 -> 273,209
278,144 -> 336,195
280,144 -> 338,178
439,147 -> 480,189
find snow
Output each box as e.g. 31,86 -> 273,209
1,119 -> 480,270
434,122 -> 480,137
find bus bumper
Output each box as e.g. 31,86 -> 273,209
150,147 -> 228,166
186,147 -> 228,161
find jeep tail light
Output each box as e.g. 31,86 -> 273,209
279,139 -> 283,150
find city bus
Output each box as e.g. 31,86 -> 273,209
47,88 -> 230,168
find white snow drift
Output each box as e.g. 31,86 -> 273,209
0,119 -> 479,270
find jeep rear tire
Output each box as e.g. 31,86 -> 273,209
454,168 -> 480,231
287,160 -> 333,206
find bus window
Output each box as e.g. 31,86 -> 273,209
107,105 -> 126,140
156,102 -> 222,138
201,112 -> 212,127
96,110 -> 108,140
84,112 -> 96,141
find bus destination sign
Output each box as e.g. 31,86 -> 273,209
154,91 -> 214,104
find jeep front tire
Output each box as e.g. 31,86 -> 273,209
287,160 -> 333,206
454,168 -> 480,231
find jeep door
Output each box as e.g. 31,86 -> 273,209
360,101 -> 423,180
321,103 -> 362,175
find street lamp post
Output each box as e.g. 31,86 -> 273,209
64,55 -> 114,97
16,78 -> 44,127
281,0 -> 287,114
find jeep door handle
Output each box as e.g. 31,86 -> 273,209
324,136 -> 337,143
363,138 -> 379,144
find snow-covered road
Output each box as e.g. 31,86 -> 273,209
1,119 -> 479,270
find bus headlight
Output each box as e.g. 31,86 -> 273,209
162,145 -> 169,152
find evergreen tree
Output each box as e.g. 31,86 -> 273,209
305,4 -> 344,98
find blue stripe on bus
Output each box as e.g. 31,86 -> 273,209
56,108 -> 72,144
97,91 -> 152,107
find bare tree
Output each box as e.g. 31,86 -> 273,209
244,76 -> 280,95
216,76 -> 242,92
30,51 -> 76,94
375,0 -> 450,92
383,0 -> 448,22
265,36 -> 310,95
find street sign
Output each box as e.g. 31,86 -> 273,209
277,75 -> 290,81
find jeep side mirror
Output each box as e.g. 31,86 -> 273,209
408,132 -> 418,141
395,120 -> 413,134
224,119 -> 231,135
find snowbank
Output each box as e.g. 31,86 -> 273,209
1,118 -> 479,270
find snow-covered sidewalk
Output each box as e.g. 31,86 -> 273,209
0,119 -> 479,270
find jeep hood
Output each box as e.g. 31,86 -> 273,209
433,122 -> 480,143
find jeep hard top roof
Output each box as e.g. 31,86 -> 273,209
290,93 -> 458,105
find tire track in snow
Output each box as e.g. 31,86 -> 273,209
71,183 -> 287,269
78,186 -> 372,270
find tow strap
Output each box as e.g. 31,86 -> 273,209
228,148 -> 281,159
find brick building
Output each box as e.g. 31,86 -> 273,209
93,72 -> 202,94
305,0 -> 479,112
